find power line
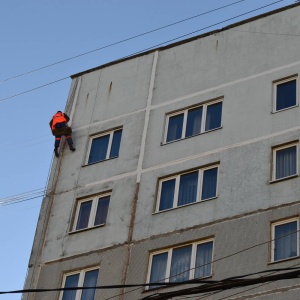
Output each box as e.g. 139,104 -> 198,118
101,225 -> 300,300
140,268 -> 300,300
215,262 -> 300,300
0,0 -> 286,104
0,188 -> 46,206
0,76 -> 69,103
0,0 -> 246,83
2,267 -> 299,296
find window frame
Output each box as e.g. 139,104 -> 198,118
155,165 -> 219,213
146,239 -> 214,289
273,76 -> 298,113
85,127 -> 122,165
72,193 -> 111,232
272,142 -> 299,182
271,218 -> 299,262
59,267 -> 99,300
163,99 -> 223,144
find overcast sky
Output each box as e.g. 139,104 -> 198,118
0,0 -> 295,299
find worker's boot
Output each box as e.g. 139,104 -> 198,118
69,145 -> 76,152
54,147 -> 59,157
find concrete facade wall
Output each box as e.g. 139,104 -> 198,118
32,202 -> 300,300
24,4 -> 300,300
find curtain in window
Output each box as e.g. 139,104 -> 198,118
110,130 -> 122,158
276,146 -> 297,179
201,168 -> 218,200
195,241 -> 213,278
94,196 -> 110,226
62,274 -> 80,300
205,102 -> 222,131
149,252 -> 168,289
76,201 -> 93,230
275,221 -> 298,261
276,80 -> 296,111
170,246 -> 192,282
88,135 -> 109,164
81,269 -> 99,300
166,114 -> 184,142
186,107 -> 202,138
178,172 -> 198,206
159,179 -> 176,211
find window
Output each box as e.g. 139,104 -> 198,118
164,100 -> 222,143
73,194 -> 110,231
271,218 -> 299,262
272,142 -> 298,181
147,239 -> 213,289
156,165 -> 218,212
60,268 -> 99,300
87,128 -> 122,164
273,76 -> 297,112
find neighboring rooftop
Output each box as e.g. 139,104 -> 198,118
71,2 -> 300,79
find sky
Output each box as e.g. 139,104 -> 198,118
0,0 -> 297,299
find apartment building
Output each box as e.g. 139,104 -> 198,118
23,3 -> 300,300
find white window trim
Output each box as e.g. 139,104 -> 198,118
146,239 -> 214,289
155,165 -> 219,212
272,142 -> 299,181
163,99 -> 223,144
85,128 -> 122,165
59,267 -> 99,300
271,218 -> 299,262
273,76 -> 298,113
72,193 -> 111,232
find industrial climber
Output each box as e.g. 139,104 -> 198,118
49,111 -> 76,157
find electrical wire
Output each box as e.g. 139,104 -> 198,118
0,188 -> 46,206
215,261 -> 300,300
99,225 -> 300,300
0,0 -> 247,83
0,0 -> 286,104
2,267 -> 299,296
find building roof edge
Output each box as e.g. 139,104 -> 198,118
70,2 -> 300,79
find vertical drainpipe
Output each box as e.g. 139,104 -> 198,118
23,77 -> 81,300
119,51 -> 159,300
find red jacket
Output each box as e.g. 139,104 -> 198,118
49,112 -> 70,130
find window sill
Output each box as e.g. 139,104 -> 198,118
272,104 -> 298,114
143,275 -> 213,293
69,224 -> 106,235
152,196 -> 217,215
268,255 -> 299,265
82,156 -> 118,167
161,126 -> 223,146
269,174 -> 299,184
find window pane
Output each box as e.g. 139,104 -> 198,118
88,135 -> 110,164
170,245 -> 192,282
274,221 -> 298,261
276,79 -> 296,111
201,168 -> 218,200
109,130 -> 122,158
195,241 -> 213,278
276,146 -> 297,179
159,179 -> 176,211
149,252 -> 168,289
94,196 -> 110,226
81,269 -> 99,300
178,171 -> 198,206
186,107 -> 202,138
166,114 -> 184,142
76,201 -> 93,230
62,274 -> 80,300
205,102 -> 222,131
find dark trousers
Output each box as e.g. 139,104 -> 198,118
54,123 -> 74,148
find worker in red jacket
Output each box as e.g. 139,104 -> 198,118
49,111 -> 75,157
